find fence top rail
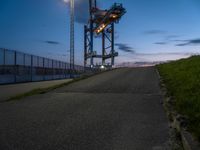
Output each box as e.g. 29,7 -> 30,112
0,48 -> 84,69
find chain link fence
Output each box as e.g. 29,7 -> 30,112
0,48 -> 95,84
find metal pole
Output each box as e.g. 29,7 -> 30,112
70,0 -> 75,78
37,56 -> 39,67
43,57 -> 45,80
111,23 -> 115,66
23,53 -> 25,66
64,63 -> 67,78
84,25 -> 87,69
3,49 -> 6,65
59,61 -> 61,79
52,60 -> 54,80
94,0 -> 97,8
102,30 -> 105,66
3,49 -> 5,77
89,0 -> 94,67
31,55 -> 33,81
24,53 -> 26,81
14,51 -> 17,83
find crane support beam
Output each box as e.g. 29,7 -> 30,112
84,0 -> 126,69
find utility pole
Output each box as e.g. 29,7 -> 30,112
70,0 -> 75,77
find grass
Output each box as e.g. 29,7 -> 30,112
157,56 -> 200,141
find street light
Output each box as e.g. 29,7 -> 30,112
64,0 -> 75,78
63,0 -> 69,2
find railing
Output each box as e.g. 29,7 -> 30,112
0,48 -> 96,84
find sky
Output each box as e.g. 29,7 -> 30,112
0,0 -> 200,65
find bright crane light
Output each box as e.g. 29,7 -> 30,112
63,0 -> 70,3
100,65 -> 105,69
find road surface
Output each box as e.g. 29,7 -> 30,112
0,67 -> 170,150
0,79 -> 72,102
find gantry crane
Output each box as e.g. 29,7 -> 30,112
84,0 -> 126,68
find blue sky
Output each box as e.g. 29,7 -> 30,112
0,0 -> 200,65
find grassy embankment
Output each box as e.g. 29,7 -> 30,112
157,56 -> 200,141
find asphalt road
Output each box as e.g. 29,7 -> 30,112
0,67 -> 170,150
0,79 -> 72,102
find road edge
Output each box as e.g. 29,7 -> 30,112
4,69 -> 114,102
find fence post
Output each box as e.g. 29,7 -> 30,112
37,56 -> 39,67
3,49 -> 5,77
43,57 -> 45,80
65,63 -> 67,78
24,53 -> 26,82
52,60 -> 54,80
23,53 -> 25,65
3,49 -> 6,65
58,61 -> 59,79
31,55 -> 33,81
47,59 -> 49,80
14,51 -> 17,83
4,49 -> 6,78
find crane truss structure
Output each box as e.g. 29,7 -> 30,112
84,0 -> 126,69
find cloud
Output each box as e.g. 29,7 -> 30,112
153,34 -> 182,45
186,39 -> 200,44
176,43 -> 188,46
154,42 -> 167,45
115,43 -> 135,53
164,35 -> 182,42
116,52 -> 199,64
143,30 -> 167,35
165,35 -> 180,40
176,38 -> 200,46
44,41 -> 60,45
173,39 -> 187,42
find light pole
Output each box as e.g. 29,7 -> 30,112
64,0 -> 75,78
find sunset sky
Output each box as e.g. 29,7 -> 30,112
0,0 -> 200,65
